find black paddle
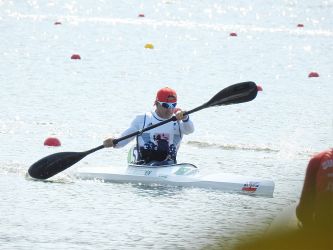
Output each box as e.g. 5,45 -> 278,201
28,81 -> 258,180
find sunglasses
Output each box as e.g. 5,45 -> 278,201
157,101 -> 177,109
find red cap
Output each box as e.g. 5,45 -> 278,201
156,87 -> 177,102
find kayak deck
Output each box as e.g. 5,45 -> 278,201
75,163 -> 274,197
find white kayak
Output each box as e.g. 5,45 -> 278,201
76,163 -> 275,197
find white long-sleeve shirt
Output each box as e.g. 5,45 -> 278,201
115,111 -> 194,163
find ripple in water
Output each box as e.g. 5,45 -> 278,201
187,140 -> 279,153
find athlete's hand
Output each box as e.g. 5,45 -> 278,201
103,138 -> 115,148
175,109 -> 189,121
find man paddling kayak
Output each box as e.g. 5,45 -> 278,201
296,148 -> 333,232
28,82 -> 258,180
103,87 -> 194,165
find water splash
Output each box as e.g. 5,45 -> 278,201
187,140 -> 279,153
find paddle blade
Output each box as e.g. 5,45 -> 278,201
28,151 -> 89,180
206,81 -> 258,107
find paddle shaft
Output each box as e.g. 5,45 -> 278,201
112,105 -> 204,145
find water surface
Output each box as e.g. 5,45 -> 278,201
1,1 -> 332,249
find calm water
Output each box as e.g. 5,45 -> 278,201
1,1 -> 332,249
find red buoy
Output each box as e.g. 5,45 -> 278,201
229,32 -> 238,37
297,24 -> 304,28
71,54 -> 81,60
257,85 -> 263,92
44,137 -> 61,147
308,72 -> 319,78
138,14 -> 145,17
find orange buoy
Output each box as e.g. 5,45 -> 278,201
44,137 -> 61,147
229,32 -> 238,37
138,14 -> 145,17
308,72 -> 319,78
297,24 -> 304,28
71,54 -> 81,60
257,85 -> 263,92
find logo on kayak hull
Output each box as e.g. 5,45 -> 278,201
242,182 -> 259,192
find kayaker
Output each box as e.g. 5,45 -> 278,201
296,148 -> 333,232
103,87 -> 194,165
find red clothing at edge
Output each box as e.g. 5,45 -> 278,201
296,148 -> 333,230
